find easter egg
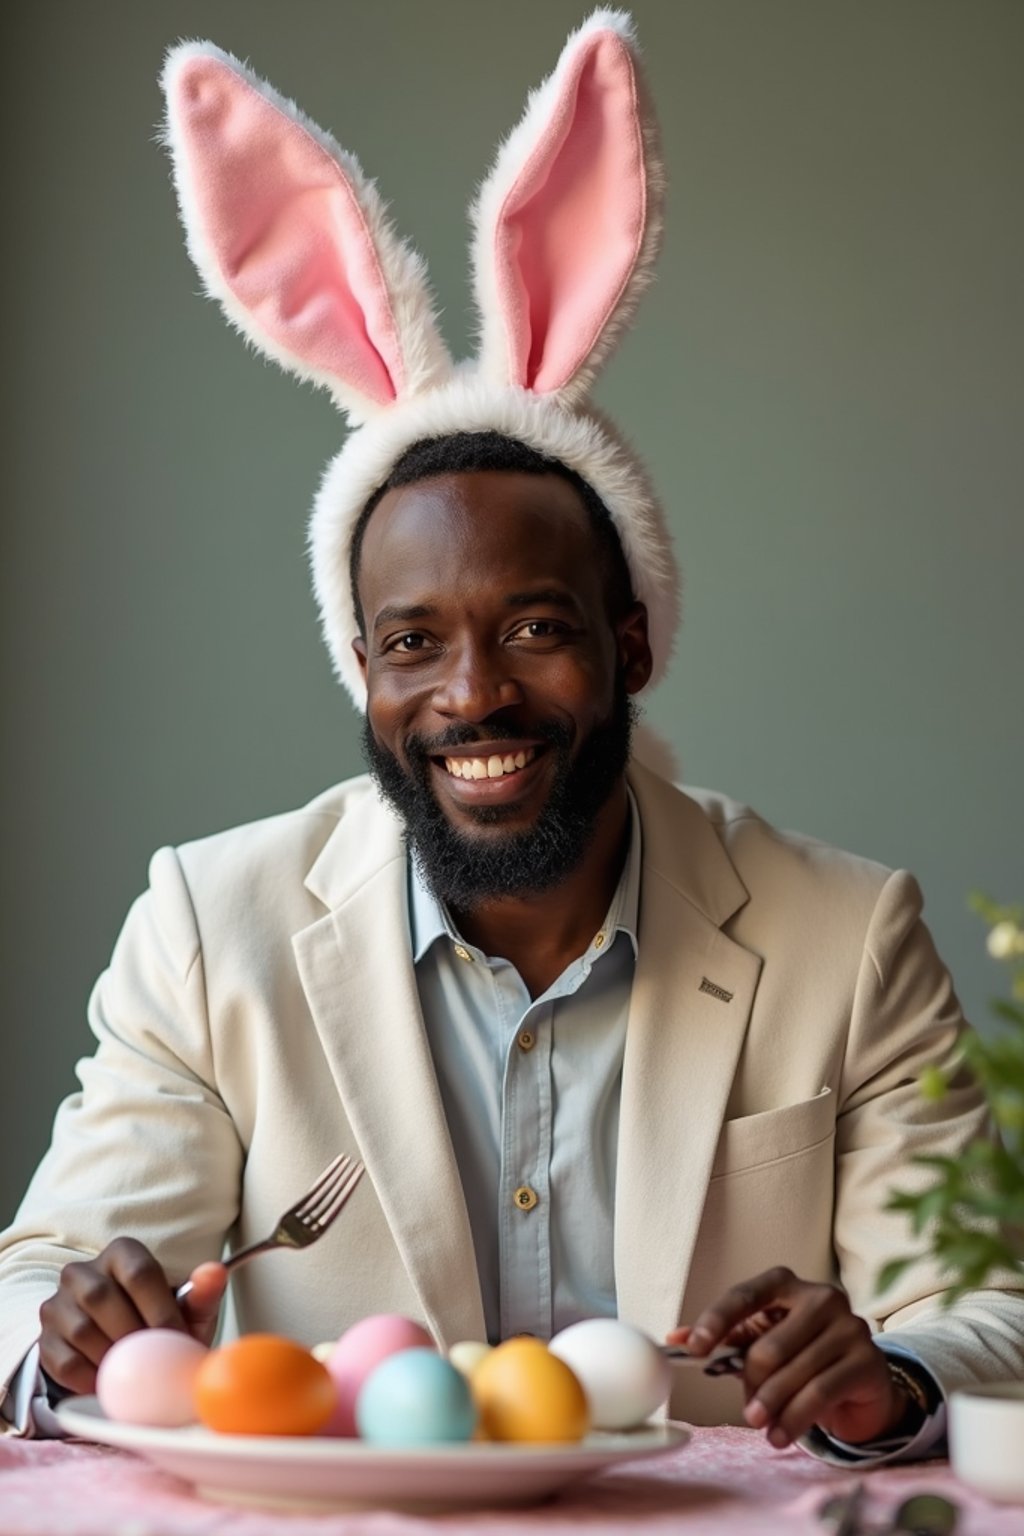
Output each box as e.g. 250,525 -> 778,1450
96,1329 -> 208,1427
323,1314 -> 435,1436
356,1348 -> 477,1446
194,1334 -> 336,1436
448,1340 -> 492,1379
549,1318 -> 671,1430
471,1338 -> 589,1443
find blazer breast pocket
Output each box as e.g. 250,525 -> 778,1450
710,1086 -> 835,1179
682,1086 -> 839,1335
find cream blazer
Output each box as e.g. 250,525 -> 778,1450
2,765 -> 1022,1425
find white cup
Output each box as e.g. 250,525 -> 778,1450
950,1383 -> 1024,1503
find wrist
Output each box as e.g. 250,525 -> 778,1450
824,1354 -> 935,1446
879,1358 -> 934,1438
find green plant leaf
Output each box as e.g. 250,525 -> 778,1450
970,893 -> 1024,927
969,893 -> 1005,924
918,1064 -> 948,1101
876,1256 -> 914,1295
993,1092 -> 1024,1132
885,1189 -> 929,1216
912,1187 -> 955,1233
883,889 -> 1024,1300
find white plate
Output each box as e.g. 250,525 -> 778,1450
56,1397 -> 689,1512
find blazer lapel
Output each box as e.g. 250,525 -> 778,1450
292,783 -> 485,1347
615,768 -> 763,1339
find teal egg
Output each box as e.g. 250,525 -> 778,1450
356,1348 -> 477,1446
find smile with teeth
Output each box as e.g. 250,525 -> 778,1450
443,747 -> 537,780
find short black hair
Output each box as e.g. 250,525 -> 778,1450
348,430 -> 636,637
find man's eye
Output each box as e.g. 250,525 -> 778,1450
511,620 -> 565,641
385,632 -> 430,653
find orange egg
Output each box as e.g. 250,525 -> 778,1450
471,1338 -> 589,1443
195,1334 -> 337,1436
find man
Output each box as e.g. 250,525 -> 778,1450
2,13 -> 1022,1456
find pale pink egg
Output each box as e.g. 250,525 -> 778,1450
322,1315 -> 434,1436
97,1329 -> 208,1427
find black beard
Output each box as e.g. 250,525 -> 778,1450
361,678 -> 635,909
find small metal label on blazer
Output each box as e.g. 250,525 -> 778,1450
699,977 -> 734,1003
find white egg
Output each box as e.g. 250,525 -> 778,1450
549,1319 -> 671,1430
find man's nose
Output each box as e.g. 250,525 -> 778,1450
431,640 -> 524,721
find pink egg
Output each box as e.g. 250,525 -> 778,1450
322,1315 -> 434,1436
97,1329 -> 208,1427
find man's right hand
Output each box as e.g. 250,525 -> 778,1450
38,1239 -> 227,1395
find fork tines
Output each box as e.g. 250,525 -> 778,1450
298,1154 -> 365,1233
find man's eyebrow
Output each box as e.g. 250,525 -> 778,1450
372,591 -> 579,629
373,603 -> 437,631
504,589 -> 579,611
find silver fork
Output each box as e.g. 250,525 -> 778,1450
661,1344 -> 747,1376
175,1152 -> 365,1301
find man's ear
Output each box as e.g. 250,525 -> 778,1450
617,603 -> 654,696
352,636 -> 368,685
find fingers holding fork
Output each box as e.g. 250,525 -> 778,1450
176,1153 -> 365,1306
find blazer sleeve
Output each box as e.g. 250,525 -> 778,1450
0,846 -> 243,1413
834,868 -> 1024,1397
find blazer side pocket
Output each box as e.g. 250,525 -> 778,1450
711,1086 -> 835,1179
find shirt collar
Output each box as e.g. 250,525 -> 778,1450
408,787 -> 642,965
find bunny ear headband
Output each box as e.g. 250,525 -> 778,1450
161,8 -> 680,709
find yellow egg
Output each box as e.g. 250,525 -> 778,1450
471,1338 -> 589,1443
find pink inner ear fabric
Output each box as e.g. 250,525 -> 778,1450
173,57 -> 402,405
494,32 -> 646,395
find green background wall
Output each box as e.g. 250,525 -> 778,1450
2,0 -> 1021,1223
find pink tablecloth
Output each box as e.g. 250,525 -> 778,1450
1,1427 -> 1020,1535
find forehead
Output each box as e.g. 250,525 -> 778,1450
356,469 -> 606,616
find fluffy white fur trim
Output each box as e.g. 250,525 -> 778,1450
469,9 -> 665,406
310,374 -> 681,705
161,41 -> 452,424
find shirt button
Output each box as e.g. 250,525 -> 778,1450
593,931 -> 606,950
453,944 -> 473,963
517,1029 -> 535,1052
513,1184 -> 538,1212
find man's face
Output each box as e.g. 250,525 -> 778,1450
353,469 -> 652,904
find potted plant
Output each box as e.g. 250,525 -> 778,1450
880,897 -> 1024,1501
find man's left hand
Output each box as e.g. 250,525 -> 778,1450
667,1266 -> 910,1448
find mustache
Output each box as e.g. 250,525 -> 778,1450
404,717 -> 572,762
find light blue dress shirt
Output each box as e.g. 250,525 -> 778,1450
410,792 -> 641,1347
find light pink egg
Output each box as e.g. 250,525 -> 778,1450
322,1315 -> 434,1436
96,1329 -> 208,1427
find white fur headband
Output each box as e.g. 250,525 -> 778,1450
161,9 -> 680,707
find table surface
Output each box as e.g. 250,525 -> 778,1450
1,1425 -> 1020,1535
